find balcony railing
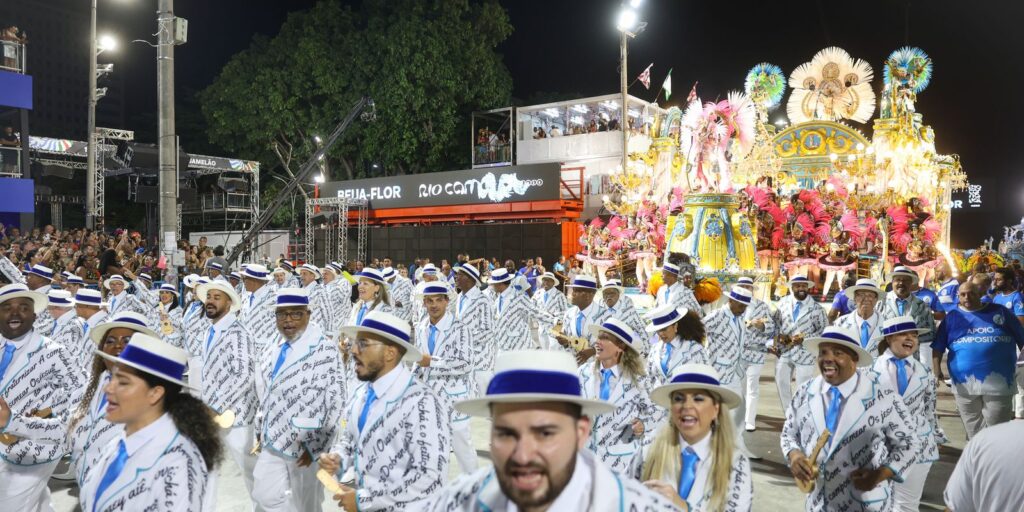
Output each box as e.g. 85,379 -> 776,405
0,40 -> 25,74
0,145 -> 21,177
183,192 -> 251,212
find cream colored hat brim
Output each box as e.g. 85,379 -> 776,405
338,324 -> 421,363
650,381 -> 742,410
803,337 -> 874,367
455,393 -> 615,418
0,290 -> 47,314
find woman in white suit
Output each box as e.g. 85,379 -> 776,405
577,317 -> 656,473
871,315 -> 947,512
630,364 -> 753,511
79,333 -> 222,512
644,304 -> 708,388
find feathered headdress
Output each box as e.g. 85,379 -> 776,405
787,47 -> 876,124
744,62 -> 786,109
883,47 -> 932,94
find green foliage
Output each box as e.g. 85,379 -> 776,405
199,0 -> 513,204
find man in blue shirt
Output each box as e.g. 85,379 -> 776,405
932,280 -> 1024,438
991,267 -> 1024,325
936,265 -> 961,314
914,285 -> 944,321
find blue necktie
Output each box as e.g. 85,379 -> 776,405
792,301 -> 802,322
599,369 -> 613,400
249,293 -> 254,308
498,295 -> 504,314
110,297 -> 117,312
97,392 -> 108,414
545,291 -> 552,304
0,344 -> 16,382
825,386 -> 842,436
83,323 -> 90,337
358,386 -> 377,433
860,321 -> 871,348
459,295 -> 466,315
50,321 -> 58,337
271,341 -> 291,380
896,299 -> 906,315
892,358 -> 909,395
677,447 -> 700,500
93,439 -> 128,512
428,325 -> 438,356
205,326 -> 216,351
661,343 -> 673,376
357,304 -> 368,325
575,312 -> 584,337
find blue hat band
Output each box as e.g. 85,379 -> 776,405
29,269 -> 53,279
737,278 -> 754,285
115,316 -> 149,328
651,310 -> 681,327
791,277 -> 809,283
244,269 -> 268,278
1,287 -> 25,297
50,298 -> 72,306
571,279 -> 598,289
819,330 -> 858,346
599,322 -> 633,345
663,266 -> 679,276
458,265 -> 480,279
75,294 -> 102,305
358,318 -> 410,343
422,284 -> 448,295
883,321 -> 919,336
277,295 -> 309,307
669,373 -> 722,386
729,291 -> 750,304
487,369 -> 582,398
119,345 -> 185,382
357,271 -> 385,283
67,277 -> 84,284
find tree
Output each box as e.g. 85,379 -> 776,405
199,0 -> 513,222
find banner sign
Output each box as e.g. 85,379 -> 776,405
0,70 -> 31,110
187,153 -> 259,173
320,163 -> 561,209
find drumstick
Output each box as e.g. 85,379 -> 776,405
317,468 -> 345,494
795,429 -> 831,493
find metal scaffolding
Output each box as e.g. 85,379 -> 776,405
95,127 -> 134,228
303,196 -> 367,266
35,194 -> 84,231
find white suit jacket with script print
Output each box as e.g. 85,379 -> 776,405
415,314 -> 475,417
199,316 -> 257,426
771,295 -> 828,366
335,365 -> 451,511
255,323 -> 345,460
0,331 -> 86,466
780,369 -> 921,511
578,363 -> 657,474
454,286 -> 493,375
872,350 -> 947,463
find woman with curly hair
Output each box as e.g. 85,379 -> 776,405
79,333 -> 223,512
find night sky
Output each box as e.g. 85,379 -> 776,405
96,0 -> 1024,248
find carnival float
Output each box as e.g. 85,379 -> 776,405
576,46 -> 966,300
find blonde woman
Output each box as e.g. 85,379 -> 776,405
631,364 -> 752,511
577,318 -> 657,473
342,267 -> 395,398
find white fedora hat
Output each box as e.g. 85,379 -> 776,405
157,283 -> 179,297
240,263 -> 271,281
588,318 -> 640,353
662,262 -> 681,276
726,285 -> 752,305
804,325 -> 874,367
89,311 -> 160,346
182,274 -> 200,289
355,268 -> 387,285
454,263 -> 482,284
566,275 -> 599,291
275,288 -> 310,309
735,276 -> 755,287
843,278 -> 886,302
651,364 -> 742,409
299,263 -> 322,280
487,268 -> 514,285
600,279 -> 625,294
71,289 -> 107,308
339,310 -> 421,363
455,350 -> 614,418
47,290 -> 74,308
419,283 -> 450,297
0,283 -> 47,314
788,275 -> 812,286
381,267 -> 397,281
65,274 -> 86,286
24,264 -> 54,282
97,332 -> 189,386
539,271 -> 560,287
889,266 -> 920,286
871,314 -> 930,343
644,304 -> 688,333
196,280 -> 242,313
103,274 -> 129,290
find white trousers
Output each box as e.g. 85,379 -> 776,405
952,389 -> 1013,439
892,461 -> 932,512
204,425 -> 260,511
252,450 -> 323,512
723,380 -> 753,457
0,460 -> 58,512
742,363 -> 764,428
917,343 -> 933,370
452,418 -> 479,474
1015,366 -> 1024,418
775,360 -> 816,410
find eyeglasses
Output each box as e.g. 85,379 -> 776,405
274,310 -> 308,321
103,335 -> 132,347
352,338 -> 385,351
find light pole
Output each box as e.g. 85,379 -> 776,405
157,0 -> 178,275
616,1 -> 644,177
86,2 -> 117,230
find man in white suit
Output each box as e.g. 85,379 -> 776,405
834,278 -> 886,359
655,262 -> 702,316
879,266 -> 937,365
771,275 -> 829,408
452,263 -> 493,396
734,276 -> 776,432
553,275 -> 611,365
531,272 -> 569,349
782,325 -> 920,511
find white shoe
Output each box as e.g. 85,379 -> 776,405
745,424 -> 756,432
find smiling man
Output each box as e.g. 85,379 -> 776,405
781,325 -> 920,511
0,283 -> 84,510
415,350 -> 676,511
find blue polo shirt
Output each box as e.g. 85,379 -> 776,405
830,291 -> 852,315
932,303 -> 1024,395
937,278 -> 960,313
914,287 -> 942,313
992,291 -> 1024,317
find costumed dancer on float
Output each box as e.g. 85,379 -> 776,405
833,278 -> 887,360
320,311 -> 449,511
818,215 -> 861,302
415,350 -> 678,510
413,283 -> 478,475
193,280 -> 259,509
382,266 -> 413,322
452,263 -> 493,397
237,264 -> 278,354
531,271 -> 569,349
734,277 -> 775,432
631,222 -> 660,291
871,316 -> 947,512
880,266 -> 937,365
781,325 -> 920,512
252,288 -> 345,512
71,289 -> 109,370
771,276 -> 828,408
552,275 -> 611,364
630,364 -> 753,511
66,312 -> 159,484
78,334 -> 221,512
0,283 -> 86,511
577,318 -> 656,474
598,278 -> 647,357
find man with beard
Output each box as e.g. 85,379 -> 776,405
194,280 -> 258,509
991,266 -> 1024,325
936,263 -> 962,314
0,283 -> 84,510
532,271 -> 569,349
771,276 -> 828,408
253,289 -> 344,512
452,263 -> 493,394
413,350 -> 676,511
319,311 -> 449,511
880,266 -> 937,364
782,325 -> 919,511
552,275 -> 609,365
